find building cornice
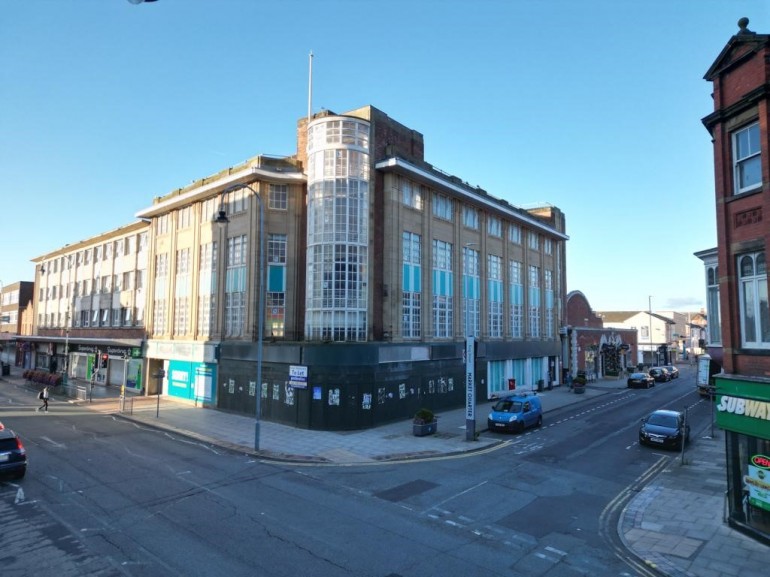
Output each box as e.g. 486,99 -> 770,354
135,163 -> 305,220
375,157 -> 569,240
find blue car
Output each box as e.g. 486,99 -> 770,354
487,393 -> 543,433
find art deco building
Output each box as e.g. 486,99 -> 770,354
134,105 -> 569,430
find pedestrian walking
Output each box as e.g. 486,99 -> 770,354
37,386 -> 50,412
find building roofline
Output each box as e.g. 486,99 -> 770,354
375,156 -> 569,240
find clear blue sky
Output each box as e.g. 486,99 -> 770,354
1,0 -> 764,312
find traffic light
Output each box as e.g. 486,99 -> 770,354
100,353 -> 109,369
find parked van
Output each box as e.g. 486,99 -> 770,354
487,392 -> 543,433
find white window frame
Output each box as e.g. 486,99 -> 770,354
738,251 -> 769,348
269,184 -> 288,210
706,265 -> 721,345
733,122 -> 762,195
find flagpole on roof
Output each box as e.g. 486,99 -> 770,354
307,51 -> 313,123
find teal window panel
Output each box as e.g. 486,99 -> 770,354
403,264 -> 422,293
434,270 -> 453,297
268,265 -> 285,292
463,276 -> 481,299
488,280 -> 503,302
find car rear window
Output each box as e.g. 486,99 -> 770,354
0,438 -> 18,451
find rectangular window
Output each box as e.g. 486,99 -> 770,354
226,188 -> 248,214
509,224 -> 522,244
432,239 -> 453,338
269,184 -> 288,210
402,232 -> 422,339
463,206 -> 479,229
738,251 -> 769,348
509,260 -> 523,338
197,242 -> 217,337
706,265 -> 721,345
463,246 -> 480,337
156,214 -> 170,235
225,235 -> 248,337
544,238 -> 553,255
266,234 -> 286,337
152,253 -> 169,335
528,232 -> 540,251
487,216 -> 502,237
528,265 -> 540,338
173,248 -> 191,336
202,197 -> 218,223
544,269 -> 554,338
733,122 -> 762,194
400,177 -> 423,211
178,206 -> 192,229
432,192 -> 453,221
266,292 -> 285,337
488,254 -> 503,338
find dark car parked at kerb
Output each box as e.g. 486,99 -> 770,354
649,367 -> 671,382
627,372 -> 655,389
0,427 -> 27,481
639,409 -> 690,450
662,365 -> 679,379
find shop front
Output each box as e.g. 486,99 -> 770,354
17,336 -> 144,393
68,344 -> 144,393
715,375 -> 770,544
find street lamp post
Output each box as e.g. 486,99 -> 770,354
216,183 -> 265,451
63,256 -> 72,384
648,295 -> 653,367
464,243 -> 476,442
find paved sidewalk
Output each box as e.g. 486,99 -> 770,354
3,365 -> 768,576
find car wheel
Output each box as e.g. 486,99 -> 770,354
14,469 -> 25,480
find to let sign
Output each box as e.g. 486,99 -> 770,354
288,365 -> 308,388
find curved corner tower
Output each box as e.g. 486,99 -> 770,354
304,115 -> 371,341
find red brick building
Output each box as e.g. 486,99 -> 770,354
701,17 -> 770,542
564,291 -> 637,379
